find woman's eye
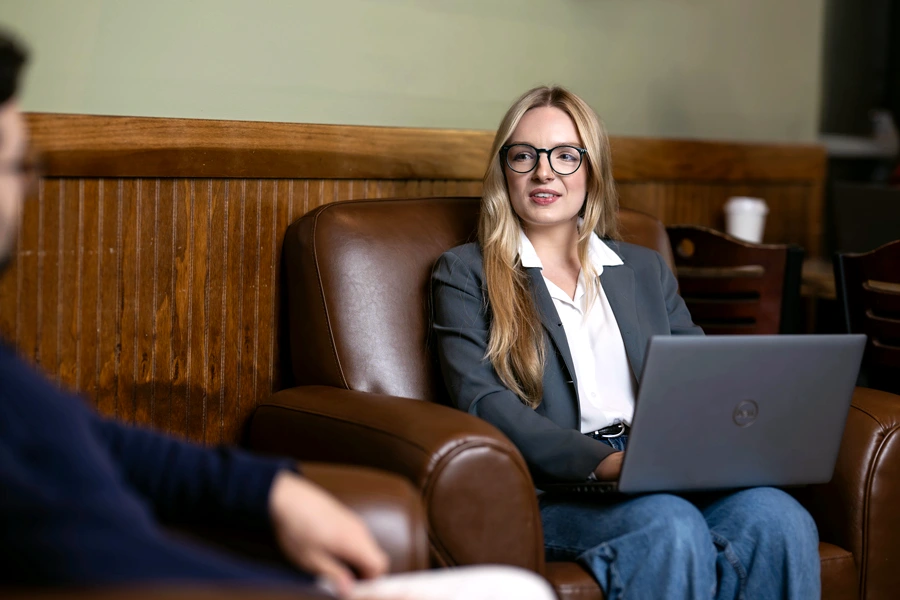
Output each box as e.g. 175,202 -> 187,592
512,152 -> 534,162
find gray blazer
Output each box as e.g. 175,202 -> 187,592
431,240 -> 703,482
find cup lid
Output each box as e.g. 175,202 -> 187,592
725,196 -> 769,214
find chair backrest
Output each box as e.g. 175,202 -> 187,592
835,240 -> 900,394
666,225 -> 804,335
282,197 -> 673,401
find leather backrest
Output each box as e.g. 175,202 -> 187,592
620,208 -> 675,273
283,196 -> 670,401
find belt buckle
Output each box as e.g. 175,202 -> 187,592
601,422 -> 626,438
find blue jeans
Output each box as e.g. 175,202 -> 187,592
540,435 -> 820,600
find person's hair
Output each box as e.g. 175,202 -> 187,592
0,29 -> 27,106
479,85 -> 619,409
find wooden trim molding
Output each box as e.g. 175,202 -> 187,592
609,137 -> 825,182
25,113 -> 496,180
26,113 -> 825,183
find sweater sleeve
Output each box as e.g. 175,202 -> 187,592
91,415 -> 299,529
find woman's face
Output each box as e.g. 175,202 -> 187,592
504,106 -> 588,235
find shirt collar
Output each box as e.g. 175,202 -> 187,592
517,221 -> 624,270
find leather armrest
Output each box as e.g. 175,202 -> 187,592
248,385 -> 544,573
803,387 -> 900,600
169,462 -> 426,576
303,462 -> 428,574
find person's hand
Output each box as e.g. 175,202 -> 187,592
593,451 -> 624,481
269,470 -> 389,597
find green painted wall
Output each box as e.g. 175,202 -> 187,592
2,0 -> 824,141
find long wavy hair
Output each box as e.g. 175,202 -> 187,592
479,86 -> 619,408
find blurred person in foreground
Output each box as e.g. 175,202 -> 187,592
0,30 -> 553,600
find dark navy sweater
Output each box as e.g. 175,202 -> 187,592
0,340 -> 314,588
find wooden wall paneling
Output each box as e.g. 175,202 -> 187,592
40,179 -> 62,385
75,179 -> 99,398
617,182 -> 661,219
137,178 -> 154,425
150,178 -> 172,433
94,179 -> 121,419
202,178 -> 228,444
167,178 -> 193,439
184,179 -> 211,441
0,113 -> 827,445
270,179 -> 295,395
57,179 -> 79,392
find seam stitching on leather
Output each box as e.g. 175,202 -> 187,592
265,402 -> 485,457
309,206 -> 348,389
851,402 -> 898,432
860,423 -> 899,600
819,556 -> 852,563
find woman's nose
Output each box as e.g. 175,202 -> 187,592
532,154 -> 554,181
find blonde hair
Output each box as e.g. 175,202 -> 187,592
480,86 -> 619,408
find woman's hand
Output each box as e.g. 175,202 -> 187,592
593,452 -> 624,481
269,470 -> 389,597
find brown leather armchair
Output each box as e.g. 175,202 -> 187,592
249,196 -> 900,600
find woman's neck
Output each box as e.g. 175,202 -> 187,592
523,221 -> 581,269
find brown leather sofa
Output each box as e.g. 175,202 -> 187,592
249,196 -> 900,600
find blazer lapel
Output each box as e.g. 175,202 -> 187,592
526,267 -> 578,387
600,263 -> 645,380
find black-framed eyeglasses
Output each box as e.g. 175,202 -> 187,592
501,143 -> 587,176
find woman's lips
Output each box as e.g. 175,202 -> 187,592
530,190 -> 560,206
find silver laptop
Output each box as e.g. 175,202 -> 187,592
541,334 -> 866,495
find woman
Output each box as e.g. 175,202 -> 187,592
431,86 -> 819,600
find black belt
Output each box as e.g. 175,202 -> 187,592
585,422 -> 629,439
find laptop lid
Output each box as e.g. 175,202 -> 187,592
617,334 -> 866,494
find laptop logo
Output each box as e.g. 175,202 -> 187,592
733,400 -> 759,427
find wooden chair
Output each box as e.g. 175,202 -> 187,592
666,225 -> 804,335
835,240 -> 900,394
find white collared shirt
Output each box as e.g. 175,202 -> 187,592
518,228 -> 636,432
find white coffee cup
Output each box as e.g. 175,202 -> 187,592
724,197 -> 769,243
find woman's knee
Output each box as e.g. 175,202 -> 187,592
722,487 -> 818,550
634,495 -> 714,556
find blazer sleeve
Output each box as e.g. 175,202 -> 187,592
432,249 -> 614,482
656,251 -> 704,336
